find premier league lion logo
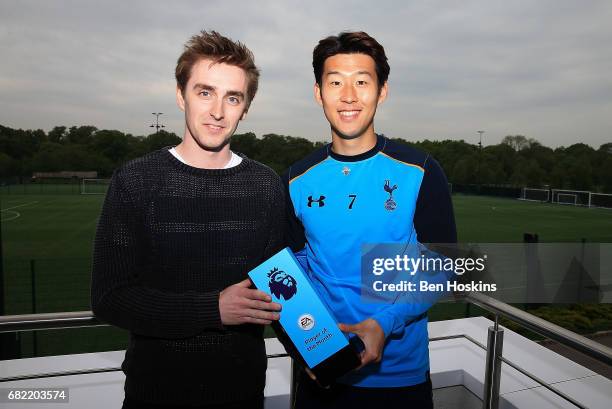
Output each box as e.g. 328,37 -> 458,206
268,267 -> 298,301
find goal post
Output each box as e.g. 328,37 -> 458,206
519,187 -> 612,209
557,193 -> 577,205
589,193 -> 612,209
551,189 -> 590,206
520,187 -> 550,202
81,178 -> 111,195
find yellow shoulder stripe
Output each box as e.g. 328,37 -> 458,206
289,159 -> 329,184
379,152 -> 425,172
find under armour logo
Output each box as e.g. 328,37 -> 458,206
307,195 -> 326,207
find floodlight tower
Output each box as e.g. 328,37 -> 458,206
150,112 -> 165,135
0,198 -> 3,316
477,130 -> 485,185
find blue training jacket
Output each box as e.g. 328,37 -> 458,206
283,134 -> 457,387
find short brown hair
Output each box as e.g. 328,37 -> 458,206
175,30 -> 260,109
313,31 -> 390,89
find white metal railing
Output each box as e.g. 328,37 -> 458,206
1,294 -> 611,409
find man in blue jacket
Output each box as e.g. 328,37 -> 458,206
284,31 -> 457,408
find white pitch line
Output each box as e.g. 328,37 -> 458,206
1,210 -> 20,222
1,201 -> 39,212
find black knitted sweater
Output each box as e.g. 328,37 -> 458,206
91,148 -> 285,405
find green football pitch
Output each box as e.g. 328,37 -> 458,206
1,191 -> 611,357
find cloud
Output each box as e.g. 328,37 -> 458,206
0,0 -> 610,148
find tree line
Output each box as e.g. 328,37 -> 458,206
1,124 -> 611,192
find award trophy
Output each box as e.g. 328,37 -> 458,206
248,247 -> 360,387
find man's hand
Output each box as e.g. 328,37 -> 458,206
338,318 -> 385,369
304,367 -> 317,381
219,278 -> 282,325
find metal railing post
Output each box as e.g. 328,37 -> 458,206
30,259 -> 37,357
289,358 -> 296,409
483,314 -> 504,409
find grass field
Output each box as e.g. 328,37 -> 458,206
1,189 -> 611,358
454,195 -> 612,243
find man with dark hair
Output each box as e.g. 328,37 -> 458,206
91,30 -> 284,409
285,31 -> 457,408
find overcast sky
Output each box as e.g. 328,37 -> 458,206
1,0 -> 611,148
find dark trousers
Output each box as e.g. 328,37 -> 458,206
122,396 -> 263,409
294,371 -> 433,409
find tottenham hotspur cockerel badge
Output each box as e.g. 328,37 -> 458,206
384,180 -> 397,211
